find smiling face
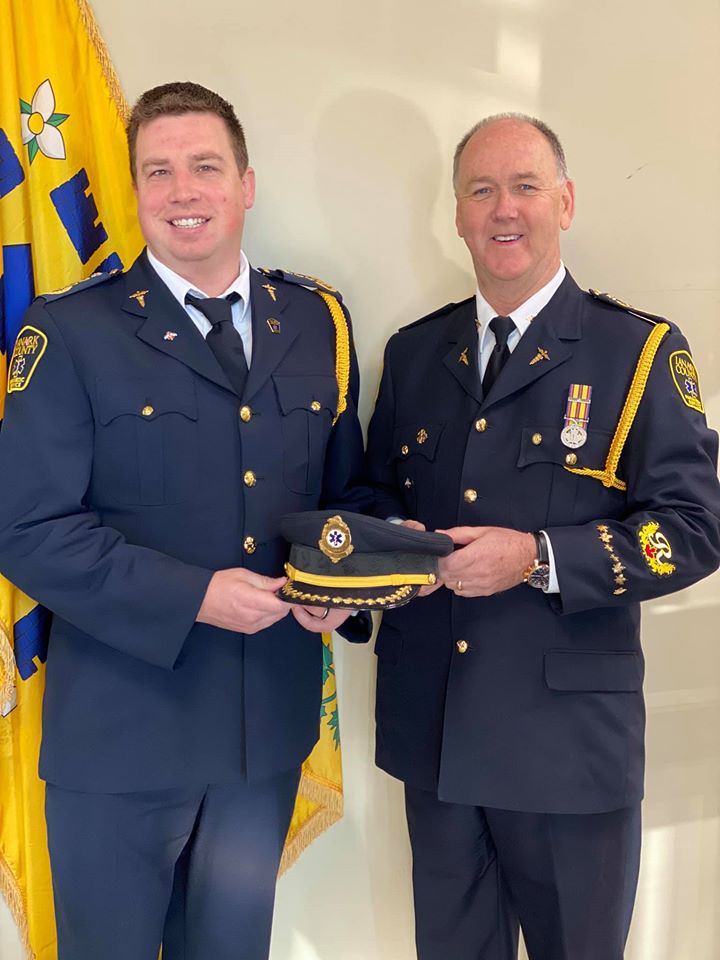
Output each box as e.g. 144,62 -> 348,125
133,111 -> 255,295
454,119 -> 575,314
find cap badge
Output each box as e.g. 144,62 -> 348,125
319,515 -> 354,563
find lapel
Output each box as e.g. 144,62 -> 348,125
441,299 -> 483,405
481,272 -> 584,409
123,251 -> 233,392
243,269 -> 299,401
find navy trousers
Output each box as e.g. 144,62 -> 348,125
45,768 -> 300,960
405,785 -> 641,960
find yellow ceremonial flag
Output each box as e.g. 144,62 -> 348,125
0,1 -> 142,956
281,632 -> 344,874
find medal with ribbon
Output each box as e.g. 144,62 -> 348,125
561,383 -> 592,449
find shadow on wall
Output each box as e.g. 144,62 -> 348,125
313,89 -> 472,417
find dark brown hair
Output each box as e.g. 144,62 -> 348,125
127,81 -> 248,180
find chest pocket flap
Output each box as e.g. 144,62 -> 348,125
273,374 -> 338,417
517,426 -> 615,473
96,376 -> 198,424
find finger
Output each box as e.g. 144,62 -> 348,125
436,526 -> 483,545
401,519 -> 426,531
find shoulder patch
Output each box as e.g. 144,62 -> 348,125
400,297 -> 474,331
258,267 -> 343,303
7,325 -> 48,393
588,289 -> 665,325
39,268 -> 122,303
668,349 -> 704,414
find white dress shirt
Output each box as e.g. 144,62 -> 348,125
147,248 -> 253,364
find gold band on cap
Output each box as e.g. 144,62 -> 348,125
284,563 -> 436,589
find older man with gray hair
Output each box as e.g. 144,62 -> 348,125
365,113 -> 720,959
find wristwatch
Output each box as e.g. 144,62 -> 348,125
523,532 -> 550,590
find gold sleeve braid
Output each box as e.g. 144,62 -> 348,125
564,321 -> 671,491
314,290 -> 350,424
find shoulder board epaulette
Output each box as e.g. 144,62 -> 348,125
258,267 -> 343,303
400,296 -> 474,331
588,289 -> 665,325
39,268 -> 123,303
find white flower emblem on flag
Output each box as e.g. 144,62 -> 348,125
20,78 -> 69,163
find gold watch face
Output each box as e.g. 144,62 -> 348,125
526,562 -> 550,589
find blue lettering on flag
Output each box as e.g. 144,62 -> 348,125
0,244 -> 36,355
13,605 -> 50,681
0,128 -> 25,199
50,168 -> 108,264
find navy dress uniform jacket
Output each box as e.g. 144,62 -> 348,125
0,251 -> 369,793
366,272 -> 720,815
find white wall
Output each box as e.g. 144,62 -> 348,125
2,0 -> 719,957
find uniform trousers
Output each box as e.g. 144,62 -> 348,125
405,785 -> 641,960
45,768 -> 300,960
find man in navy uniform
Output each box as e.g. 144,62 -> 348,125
366,114 -> 720,960
0,82 -> 368,959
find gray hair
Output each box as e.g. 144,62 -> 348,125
452,113 -> 569,190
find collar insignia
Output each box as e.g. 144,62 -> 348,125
163,331 -> 178,341
129,289 -> 148,308
262,283 -> 277,302
529,347 -> 550,365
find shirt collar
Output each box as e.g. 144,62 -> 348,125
475,263 -> 566,339
146,248 -> 251,307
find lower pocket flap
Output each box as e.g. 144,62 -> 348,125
544,649 -> 642,692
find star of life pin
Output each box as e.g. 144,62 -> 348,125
318,515 -> 354,563
561,384 -> 592,449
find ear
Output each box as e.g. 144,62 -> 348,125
560,179 -> 575,231
455,201 -> 465,239
242,167 -> 256,210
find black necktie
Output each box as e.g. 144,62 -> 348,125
186,292 -> 248,397
482,315 -> 515,395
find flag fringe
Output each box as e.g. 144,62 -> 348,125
75,0 -> 130,122
278,771 -> 343,877
0,853 -> 35,960
0,619 -> 16,711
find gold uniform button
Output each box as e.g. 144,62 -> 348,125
475,418 -> 487,432
532,432 -> 543,445
456,640 -> 468,654
239,405 -> 252,423
463,488 -> 478,503
243,536 -> 257,554
141,405 -> 154,417
243,470 -> 257,487
310,400 -> 322,413
401,445 -> 409,456
565,453 -> 578,466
